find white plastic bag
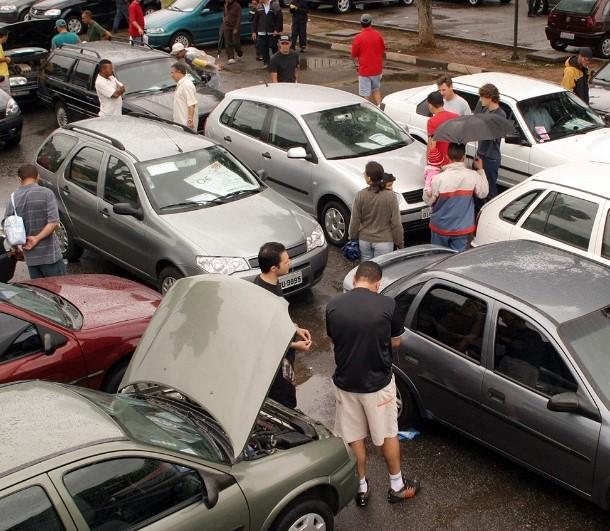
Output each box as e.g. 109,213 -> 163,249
3,193 -> 26,247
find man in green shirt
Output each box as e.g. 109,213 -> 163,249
82,10 -> 112,42
51,19 -> 80,49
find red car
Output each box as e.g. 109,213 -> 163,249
0,274 -> 161,392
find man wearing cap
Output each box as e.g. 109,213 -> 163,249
95,59 -> 125,117
561,47 -> 592,104
51,19 -> 80,49
351,14 -> 385,106
269,36 -> 299,83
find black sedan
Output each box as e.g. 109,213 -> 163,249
0,87 -> 22,146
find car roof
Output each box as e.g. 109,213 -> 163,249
452,72 -> 565,101
54,41 -> 169,65
529,162 -> 610,199
0,381 -> 125,478
225,83 -> 366,115
65,115 -> 215,161
431,240 -> 610,323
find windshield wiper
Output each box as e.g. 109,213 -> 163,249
159,198 -> 226,210
128,88 -> 163,96
218,189 -> 259,201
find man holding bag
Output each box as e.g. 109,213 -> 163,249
3,164 -> 64,279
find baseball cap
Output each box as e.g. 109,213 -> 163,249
579,47 -> 593,59
360,13 -> 372,25
55,19 -> 67,28
171,42 -> 185,54
279,35 -> 291,43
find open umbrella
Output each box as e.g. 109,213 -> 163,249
433,113 -> 515,144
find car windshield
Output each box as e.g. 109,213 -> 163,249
0,282 -> 82,329
302,103 -> 411,160
555,0 -> 597,14
168,0 -> 201,11
593,62 -> 610,84
559,306 -> 610,408
137,145 -> 262,212
518,91 -> 605,142
78,388 -> 231,464
115,58 -> 201,95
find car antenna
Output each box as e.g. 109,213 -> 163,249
158,125 -> 183,153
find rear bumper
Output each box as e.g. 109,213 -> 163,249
545,26 -> 605,47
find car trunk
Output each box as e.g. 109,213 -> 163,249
6,48 -> 47,97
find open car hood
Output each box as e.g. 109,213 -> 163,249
120,275 -> 295,460
1,20 -> 54,50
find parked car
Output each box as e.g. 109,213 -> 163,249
546,0 -> 610,58
206,83 -> 428,246
472,162 -> 610,266
589,60 -> 610,123
0,233 -> 16,281
145,0 -> 252,49
343,240 -> 610,509
29,0 -> 159,34
292,0 -> 413,15
0,275 -> 358,529
0,87 -> 22,146
35,115 -> 328,293
0,273 -> 160,391
37,41 -> 222,131
382,72 -> 609,190
0,0 -> 32,22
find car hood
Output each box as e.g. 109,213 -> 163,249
1,19 -> 54,50
30,0 -> 71,9
589,84 -> 610,116
144,7 -> 188,28
534,127 -> 610,163
120,275 -> 295,460
0,0 -> 35,9
22,274 -> 161,329
125,86 -> 222,118
159,189 -> 314,256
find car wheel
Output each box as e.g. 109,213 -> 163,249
597,36 -> 610,59
395,372 -> 419,430
57,217 -> 84,262
535,0 -> 546,14
102,358 -> 130,393
467,0 -> 483,5
55,101 -> 69,128
550,40 -> 568,51
18,9 -> 29,20
144,4 -> 158,14
400,0 -> 415,5
271,498 -> 333,531
333,0 -> 351,14
170,31 -> 193,48
159,265 -> 184,294
320,200 -> 349,247
66,14 -> 82,34
23,12 -> 31,20
5,134 -> 21,147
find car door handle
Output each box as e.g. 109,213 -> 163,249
488,388 -> 505,404
262,152 -> 272,159
99,207 -> 110,218
223,135 -> 232,142
61,185 -> 70,196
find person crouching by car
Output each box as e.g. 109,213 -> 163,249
348,161 -> 404,261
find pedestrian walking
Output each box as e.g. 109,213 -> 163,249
223,0 -> 243,64
475,83 -> 505,199
348,161 -> 404,261
436,75 -> 471,116
253,242 -> 312,408
82,10 -> 112,42
95,59 -> 125,116
426,91 -> 459,166
0,28 -> 10,95
113,0 -> 130,32
289,0 -> 308,52
424,143 -> 488,252
128,0 -> 145,45
249,0 -> 263,60
171,62 -> 198,130
3,164 -> 65,279
326,260 -> 420,507
561,47 -> 592,104
252,0 -> 283,66
269,35 -> 299,82
50,19 -> 80,50
351,14 -> 385,106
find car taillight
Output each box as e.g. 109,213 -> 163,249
548,12 -> 558,23
585,15 -> 595,28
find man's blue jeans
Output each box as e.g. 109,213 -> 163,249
431,232 -> 469,252
113,0 -> 129,32
481,157 -> 500,199
359,240 -> 394,261
27,259 -> 66,279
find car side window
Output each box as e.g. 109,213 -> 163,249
36,133 -> 78,173
454,90 -> 478,111
522,192 -> 598,251
104,157 -> 138,205
71,60 -> 96,90
415,98 -> 431,117
500,189 -> 543,224
0,485 -> 65,531
67,147 -> 104,195
414,286 -> 487,362
268,108 -> 308,150
230,100 -> 268,139
392,282 -> 425,330
602,210 -> 610,259
0,313 -> 42,363
45,54 -> 75,81
63,458 -> 204,530
220,99 -> 241,125
494,309 -> 577,396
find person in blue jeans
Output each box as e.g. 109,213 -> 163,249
112,0 -> 129,33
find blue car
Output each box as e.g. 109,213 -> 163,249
145,0 -> 252,49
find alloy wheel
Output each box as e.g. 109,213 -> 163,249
395,382 -> 403,420
67,17 -> 82,34
288,512 -> 326,531
600,38 -> 610,58
161,276 -> 177,294
335,0 -> 350,13
55,104 -> 68,128
175,34 -> 191,47
324,207 -> 346,243
56,221 -> 69,255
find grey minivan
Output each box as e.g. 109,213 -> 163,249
34,115 -> 327,293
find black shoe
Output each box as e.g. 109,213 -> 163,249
256,55 -> 263,61
355,480 -> 370,507
300,47 -> 306,53
387,477 -> 420,504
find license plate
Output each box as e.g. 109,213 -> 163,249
280,270 -> 303,290
560,32 -> 575,40
421,207 -> 431,219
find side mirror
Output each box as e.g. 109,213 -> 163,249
287,147 -> 307,159
43,333 -> 56,355
504,132 -> 528,146
547,392 -> 601,422
256,169 -> 267,181
113,203 -> 144,221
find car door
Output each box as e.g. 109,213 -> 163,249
592,200 -> 610,266
480,306 -> 600,496
65,59 -> 99,120
196,0 -> 224,44
260,106 -> 313,212
396,281 -> 490,437
38,53 -> 76,107
51,454 -> 249,530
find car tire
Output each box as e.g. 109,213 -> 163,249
18,9 -> 29,20
58,217 -> 84,262
596,35 -> 610,59
333,0 -> 351,14
535,0 -> 546,14
66,14 -> 82,34
400,0 -> 415,4
55,100 -> 69,128
271,498 -> 334,531
395,372 -> 419,430
159,265 -> 184,294
5,134 -> 21,147
101,358 -> 130,393
467,0 -> 483,5
550,40 -> 568,51
320,199 -> 350,247
143,4 -> 158,15
169,31 -> 193,48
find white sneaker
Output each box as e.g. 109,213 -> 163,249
228,58 -> 236,64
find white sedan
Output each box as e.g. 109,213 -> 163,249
382,72 -> 610,189
472,162 -> 610,266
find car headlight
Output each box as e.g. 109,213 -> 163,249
306,224 -> 325,251
9,76 -> 27,87
6,97 -> 20,116
146,27 -> 165,33
0,5 -> 17,11
395,191 -> 408,211
196,256 -> 249,275
44,8 -> 61,15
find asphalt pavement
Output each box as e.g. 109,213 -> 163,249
1,42 -> 609,529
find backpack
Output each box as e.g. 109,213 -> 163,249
3,193 -> 27,247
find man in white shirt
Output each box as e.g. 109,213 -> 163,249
437,75 -> 472,117
95,59 -> 125,116
171,62 -> 198,131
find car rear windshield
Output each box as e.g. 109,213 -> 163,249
115,57 -> 201,96
593,62 -> 610,83
555,0 -> 597,14
559,306 -> 610,408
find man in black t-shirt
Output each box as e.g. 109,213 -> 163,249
326,261 -> 420,507
253,242 -> 312,408
269,35 -> 299,83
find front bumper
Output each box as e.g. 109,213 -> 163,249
401,206 -> 431,232
145,33 -> 171,49
0,112 -> 23,144
545,26 -> 605,48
